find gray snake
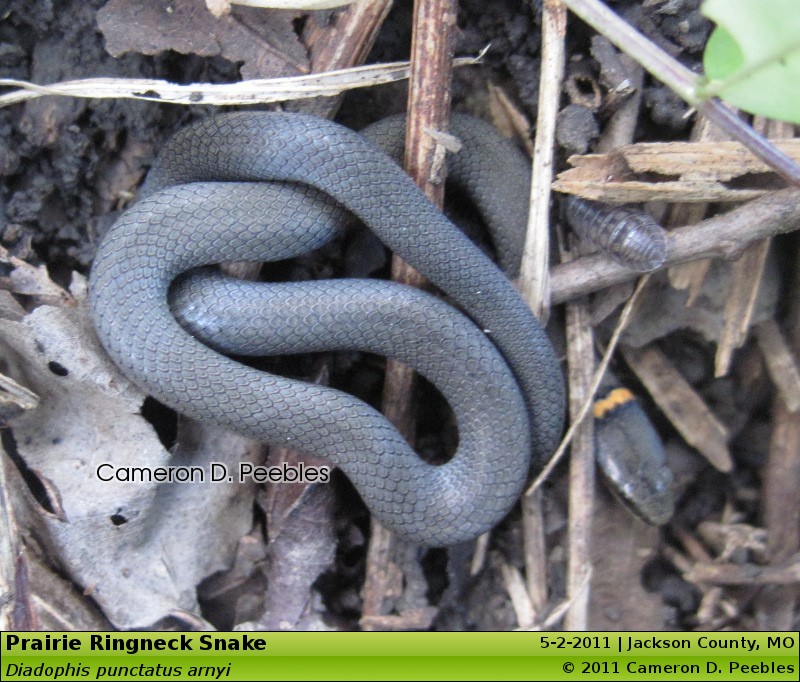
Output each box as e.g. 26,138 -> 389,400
89,112 -> 565,546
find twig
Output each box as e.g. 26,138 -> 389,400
519,0 -> 566,319
755,321 -> 800,413
549,187 -> 800,304
684,557 -> 800,586
595,52 -> 643,153
521,569 -> 592,631
499,558 -> 536,629
361,0 -> 457,626
559,0 -> 800,185
230,0 -> 353,9
520,491 -> 547,613
206,0 -> 354,15
696,100 -> 800,186
527,276 -> 651,496
755,246 -> 800,629
563,291 -> 595,631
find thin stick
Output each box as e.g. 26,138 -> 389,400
526,275 -> 651,496
563,294 -> 595,630
362,0 -> 457,625
519,0 -> 566,319
518,0 -> 567,619
755,246 -> 800,629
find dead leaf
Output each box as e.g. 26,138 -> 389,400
0,245 -> 76,308
0,291 -> 259,628
97,0 -> 309,79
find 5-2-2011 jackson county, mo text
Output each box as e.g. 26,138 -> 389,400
543,634 -> 797,677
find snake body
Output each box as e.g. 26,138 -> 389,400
89,112 -> 565,546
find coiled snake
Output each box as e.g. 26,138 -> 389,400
89,112 -> 566,546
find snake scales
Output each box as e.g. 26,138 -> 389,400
89,112 -> 565,546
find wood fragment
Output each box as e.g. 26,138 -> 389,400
564,293 -> 595,631
594,52 -> 643,153
715,119 -> 792,377
754,320 -> 800,413
498,557 -> 536,629
549,187 -> 800,304
469,533 -> 490,578
520,491 -> 547,612
714,241 -> 770,377
359,607 -> 438,631
755,246 -> 800,629
666,115 -> 729,305
487,82 -> 534,156
360,522 -> 398,622
519,0 -> 566,319
553,139 -> 800,204
673,526 -> 713,563
695,586 -> 726,628
696,521 -> 768,563
664,203 -> 711,306
662,545 -> 694,575
621,345 -> 732,472
684,557 -> 800,586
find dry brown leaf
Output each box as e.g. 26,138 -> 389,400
755,320 -> 800,412
0,291 -> 258,628
97,0 -> 308,79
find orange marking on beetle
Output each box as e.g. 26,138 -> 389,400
593,387 -> 635,419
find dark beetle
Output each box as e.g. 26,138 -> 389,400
593,372 -> 674,525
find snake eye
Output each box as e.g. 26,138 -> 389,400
563,196 -> 668,272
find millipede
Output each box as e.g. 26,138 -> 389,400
562,196 -> 668,272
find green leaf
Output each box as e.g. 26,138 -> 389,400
702,0 -> 800,123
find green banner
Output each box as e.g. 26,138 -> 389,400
2,632 -> 797,681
